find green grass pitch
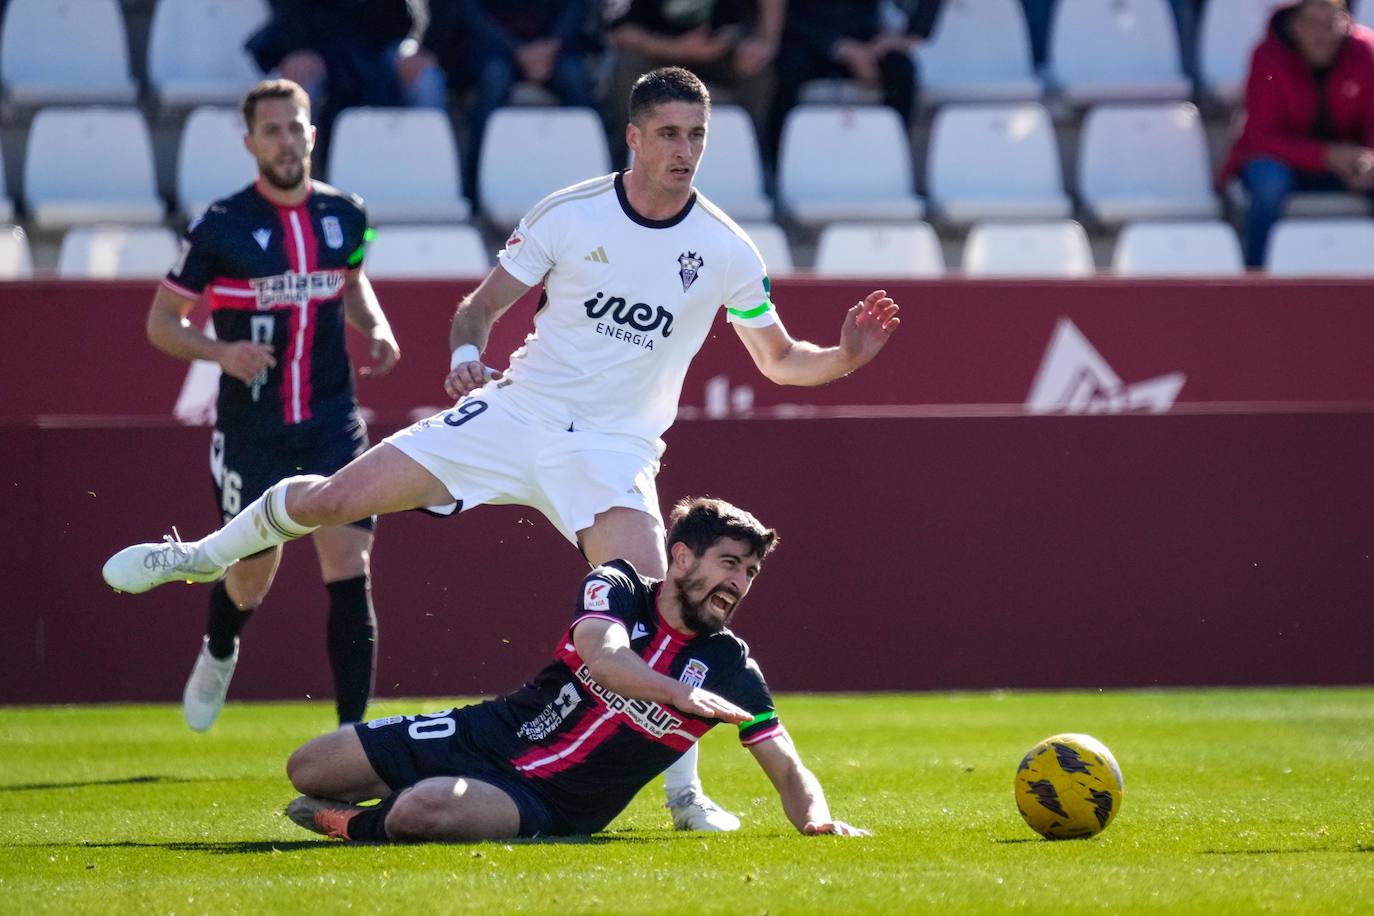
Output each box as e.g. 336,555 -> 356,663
3,688 -> 1372,914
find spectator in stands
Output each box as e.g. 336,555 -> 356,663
406,0 -> 597,201
1019,0 -> 1200,77
1220,0 -> 1374,267
604,0 -> 786,166
246,1 -> 434,161
764,0 -> 941,166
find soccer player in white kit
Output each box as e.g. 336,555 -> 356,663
104,67 -> 900,831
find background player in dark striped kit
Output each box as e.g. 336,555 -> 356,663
284,497 -> 869,841
143,80 -> 399,732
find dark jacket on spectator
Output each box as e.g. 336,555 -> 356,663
782,0 -> 941,46
1220,4 -> 1374,183
247,0 -> 416,72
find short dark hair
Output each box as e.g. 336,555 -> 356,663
667,497 -> 777,562
628,67 -> 711,125
242,79 -> 311,132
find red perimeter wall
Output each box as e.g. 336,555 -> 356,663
1,278 -> 1372,702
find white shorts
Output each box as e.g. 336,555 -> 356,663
383,383 -> 662,545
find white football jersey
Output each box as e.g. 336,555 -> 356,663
495,172 -> 775,445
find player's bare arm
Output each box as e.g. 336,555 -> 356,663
444,264 -> 534,400
145,284 -> 275,384
734,289 -> 900,387
749,732 -> 871,837
572,617 -> 750,723
341,267 -> 399,378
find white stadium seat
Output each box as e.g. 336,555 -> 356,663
776,105 -> 923,225
329,108 -> 471,224
25,108 -> 164,230
0,225 -> 34,279
1266,218 -> 1374,276
1111,221 -> 1245,275
926,103 -> 1070,225
1047,0 -> 1191,104
814,222 -> 944,277
1199,0 -> 1285,105
147,0 -> 269,109
57,225 -> 180,278
797,79 -> 884,105
962,220 -> 1095,276
177,107 -> 257,217
1360,1 -> 1374,29
478,108 -> 610,228
918,0 -> 1041,104
692,105 -> 771,221
0,0 -> 138,106
737,222 -> 794,276
1225,178 -> 1372,219
1078,103 -> 1220,225
363,225 -> 490,278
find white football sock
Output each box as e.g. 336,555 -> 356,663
199,477 -> 317,567
663,742 -> 702,798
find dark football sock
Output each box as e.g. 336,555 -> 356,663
327,575 -> 377,725
206,580 -> 253,659
346,796 -> 397,842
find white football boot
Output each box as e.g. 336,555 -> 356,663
183,636 -> 237,732
102,530 -> 227,594
667,784 -> 741,832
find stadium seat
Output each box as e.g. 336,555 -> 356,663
1198,0 -> 1285,105
362,225 -> 490,278
1078,103 -> 1220,226
0,0 -> 138,106
1266,218 -> 1374,276
926,103 -> 1070,225
776,105 -> 923,225
147,0 -> 269,109
0,225 -> 33,279
1047,0 -> 1191,104
917,0 -> 1041,104
329,108 -> 471,224
797,80 -> 884,105
691,105 -> 771,221
57,225 -> 180,278
962,220 -> 1094,276
737,222 -> 794,276
1224,178 -> 1372,219
24,108 -> 163,230
176,107 -> 257,217
814,222 -> 944,277
1111,220 -> 1245,275
478,108 -> 610,228
1360,1 -> 1374,29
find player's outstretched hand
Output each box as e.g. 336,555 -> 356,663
360,328 -> 400,378
444,361 -> 502,401
803,820 -> 871,837
672,686 -> 751,724
839,289 -> 900,369
218,340 -> 276,384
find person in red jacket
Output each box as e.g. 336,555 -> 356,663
1220,0 -> 1374,267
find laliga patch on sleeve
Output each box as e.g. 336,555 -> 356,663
583,579 -> 612,611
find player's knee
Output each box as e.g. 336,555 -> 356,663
289,475 -> 351,526
285,743 -> 324,794
384,783 -> 450,841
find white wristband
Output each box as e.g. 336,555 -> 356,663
450,344 -> 481,371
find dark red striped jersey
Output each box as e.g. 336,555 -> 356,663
163,179 -> 370,437
464,560 -> 783,835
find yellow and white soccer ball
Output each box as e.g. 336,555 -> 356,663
1014,733 -> 1124,839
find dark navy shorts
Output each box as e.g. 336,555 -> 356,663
353,707 -> 556,838
210,411 -> 373,530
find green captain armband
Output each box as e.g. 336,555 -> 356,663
737,710 -> 778,732
347,227 -> 378,268
727,301 -> 773,321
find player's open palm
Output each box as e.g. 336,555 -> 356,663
840,289 -> 899,368
673,686 -> 750,724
